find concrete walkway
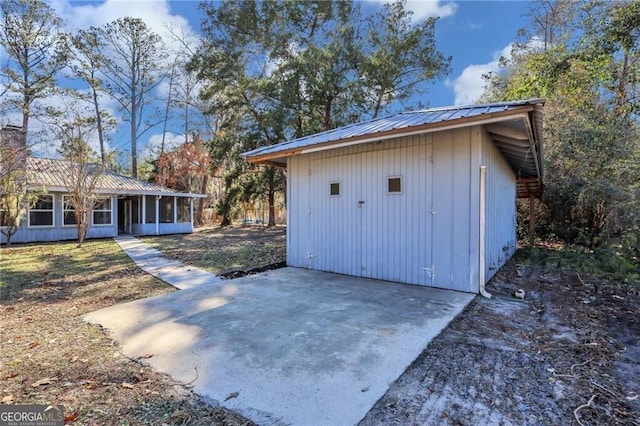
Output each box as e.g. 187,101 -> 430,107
114,235 -> 221,290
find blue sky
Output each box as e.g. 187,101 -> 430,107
161,0 -> 530,107
5,0 -> 532,161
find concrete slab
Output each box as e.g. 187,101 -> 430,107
114,236 -> 221,290
85,267 -> 474,425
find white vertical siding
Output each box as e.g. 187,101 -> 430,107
481,131 -> 517,281
431,128 -> 477,292
1,194 -> 118,244
286,126 -> 517,293
286,155 -> 311,268
288,129 -> 483,292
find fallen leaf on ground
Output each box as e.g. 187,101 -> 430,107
29,341 -> 40,348
121,382 -> 134,389
32,378 -> 56,387
3,373 -> 18,380
2,395 -> 15,404
138,353 -> 154,359
64,412 -> 79,423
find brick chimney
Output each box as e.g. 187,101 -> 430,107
0,125 -> 28,167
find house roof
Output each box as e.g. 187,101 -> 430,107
242,99 -> 545,198
26,157 -> 207,197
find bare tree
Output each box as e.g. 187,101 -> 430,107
526,0 -> 576,50
94,17 -> 166,178
0,125 -> 33,245
160,24 -> 212,152
46,103 -> 105,248
0,0 -> 66,144
64,29 -> 113,165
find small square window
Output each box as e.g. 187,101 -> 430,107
388,177 -> 402,194
330,182 -> 340,196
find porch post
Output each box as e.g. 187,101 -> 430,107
190,198 -> 194,232
141,195 -> 146,229
155,196 -> 160,235
173,197 -> 177,223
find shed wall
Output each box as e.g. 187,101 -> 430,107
482,131 -> 517,280
288,128 -> 483,292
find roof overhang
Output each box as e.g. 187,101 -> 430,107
28,185 -> 209,198
243,100 -> 544,198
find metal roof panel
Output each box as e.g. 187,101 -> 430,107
24,157 -> 206,197
243,99 -> 543,159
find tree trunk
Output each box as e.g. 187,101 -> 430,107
220,214 -> 231,227
197,174 -> 209,226
21,88 -> 30,149
268,175 -> 276,227
130,74 -> 138,178
92,83 -> 106,165
76,220 -> 88,248
3,231 -> 13,246
130,125 -> 138,178
615,52 -> 630,119
161,62 -> 177,155
323,95 -> 333,130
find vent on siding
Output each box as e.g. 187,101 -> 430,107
330,182 -> 340,196
387,176 -> 402,194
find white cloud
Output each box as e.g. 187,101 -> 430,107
49,0 -> 198,56
371,0 -> 458,21
406,0 -> 457,20
446,43 -> 513,105
142,131 -> 184,160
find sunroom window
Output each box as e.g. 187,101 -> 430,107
177,198 -> 191,223
159,197 -> 174,223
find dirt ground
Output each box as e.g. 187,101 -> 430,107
361,250 -> 640,426
3,232 -> 638,425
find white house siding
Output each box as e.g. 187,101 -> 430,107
481,131 -> 517,281
288,128 -> 484,293
1,194 -> 117,244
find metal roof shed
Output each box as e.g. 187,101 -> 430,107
243,99 -> 544,294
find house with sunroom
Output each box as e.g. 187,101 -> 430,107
0,156 -> 206,245
243,99 -> 544,295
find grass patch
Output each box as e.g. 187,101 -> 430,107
0,239 -> 252,425
141,226 -> 286,274
514,244 -> 640,286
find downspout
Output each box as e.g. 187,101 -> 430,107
479,165 -> 491,298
